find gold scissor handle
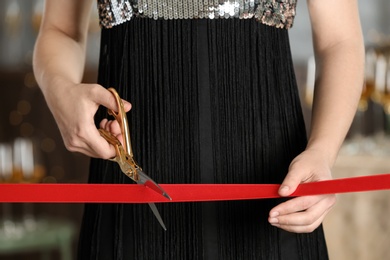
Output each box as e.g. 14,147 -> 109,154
106,88 -> 133,157
98,128 -> 140,182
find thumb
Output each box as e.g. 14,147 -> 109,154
279,168 -> 304,197
92,85 -> 131,112
121,99 -> 132,112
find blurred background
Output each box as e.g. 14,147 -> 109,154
0,0 -> 389,259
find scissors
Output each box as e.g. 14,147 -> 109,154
99,88 -> 171,230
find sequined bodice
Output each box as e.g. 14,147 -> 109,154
97,0 -> 297,29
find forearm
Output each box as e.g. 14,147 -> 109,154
33,0 -> 92,102
33,29 -> 87,99
305,0 -> 365,167
308,39 -> 364,166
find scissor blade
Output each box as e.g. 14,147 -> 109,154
148,203 -> 167,231
135,169 -> 170,230
144,180 -> 171,200
137,170 -> 172,200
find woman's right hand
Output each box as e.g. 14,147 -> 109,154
43,81 -> 131,159
32,0 -> 126,159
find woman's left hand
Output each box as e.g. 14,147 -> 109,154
268,149 -> 337,233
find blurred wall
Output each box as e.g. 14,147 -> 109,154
290,0 -> 390,62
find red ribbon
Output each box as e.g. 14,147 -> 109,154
1,174 -> 390,203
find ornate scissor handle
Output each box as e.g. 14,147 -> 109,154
106,88 -> 133,157
98,128 -> 141,182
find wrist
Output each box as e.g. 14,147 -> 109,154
305,139 -> 341,167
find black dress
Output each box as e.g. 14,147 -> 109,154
78,16 -> 329,259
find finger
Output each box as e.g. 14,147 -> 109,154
270,195 -> 335,225
107,120 -> 124,144
105,120 -> 124,145
89,85 -> 131,112
271,199 -> 334,233
100,119 -> 113,131
269,194 -> 335,221
121,99 -> 131,112
99,119 -> 120,134
103,120 -> 123,138
269,195 -> 336,233
107,120 -> 121,135
270,195 -> 323,217
271,209 -> 330,233
84,126 -> 117,159
65,122 -> 117,159
99,118 -> 109,129
279,167 -> 309,197
98,119 -> 125,147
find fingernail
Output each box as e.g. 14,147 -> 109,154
270,211 -> 279,218
269,218 -> 279,224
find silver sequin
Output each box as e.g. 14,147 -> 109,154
97,0 -> 297,29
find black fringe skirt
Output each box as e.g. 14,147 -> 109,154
78,18 -> 329,260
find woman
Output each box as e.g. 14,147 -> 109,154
33,0 -> 364,259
